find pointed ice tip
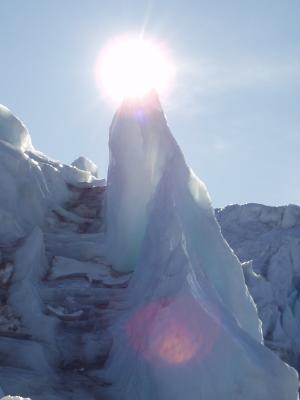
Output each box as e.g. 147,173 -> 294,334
120,89 -> 163,114
142,89 -> 162,109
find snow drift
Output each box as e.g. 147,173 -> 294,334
104,92 -> 299,399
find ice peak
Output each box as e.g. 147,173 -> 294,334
104,79 -> 299,399
119,89 -> 163,115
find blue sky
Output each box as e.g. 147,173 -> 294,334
0,0 -> 299,207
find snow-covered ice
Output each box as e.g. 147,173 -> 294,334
72,156 -> 98,178
0,105 -> 32,152
1,397 -> 31,400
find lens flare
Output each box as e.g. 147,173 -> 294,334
127,297 -> 219,366
95,35 -> 175,102
152,321 -> 202,365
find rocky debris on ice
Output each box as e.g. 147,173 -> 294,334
216,203 -> 300,373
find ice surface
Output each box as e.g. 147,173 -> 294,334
0,140 -> 67,244
49,256 -> 111,280
8,228 -> 58,367
104,93 -> 299,399
47,255 -> 129,286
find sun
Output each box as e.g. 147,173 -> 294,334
95,35 -> 175,103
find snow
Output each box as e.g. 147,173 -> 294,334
1,397 -> 31,400
72,156 -> 98,178
217,203 -> 300,373
0,105 -> 33,152
104,93 -> 299,399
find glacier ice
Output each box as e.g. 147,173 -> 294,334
217,203 -> 300,374
105,92 -> 178,272
105,91 -> 262,339
0,105 -> 108,399
0,101 -> 299,399
9,227 -> 58,366
104,92 -> 299,399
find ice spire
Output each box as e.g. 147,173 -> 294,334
105,90 -> 182,272
104,92 -> 299,400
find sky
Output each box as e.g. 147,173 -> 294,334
0,0 -> 299,208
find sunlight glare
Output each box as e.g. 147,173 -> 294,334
96,35 -> 175,102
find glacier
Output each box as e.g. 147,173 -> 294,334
217,203 -> 300,374
0,100 -> 299,399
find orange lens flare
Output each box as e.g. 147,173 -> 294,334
152,323 -> 202,365
127,297 -> 219,366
